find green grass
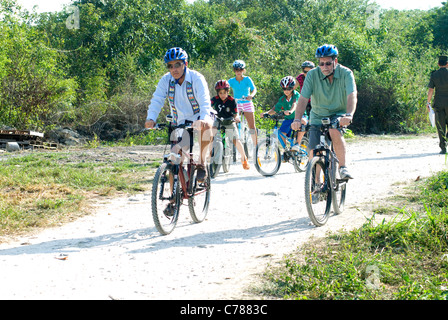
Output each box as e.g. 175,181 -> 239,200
259,170 -> 448,300
0,152 -> 158,237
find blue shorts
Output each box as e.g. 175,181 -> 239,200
279,119 -> 293,137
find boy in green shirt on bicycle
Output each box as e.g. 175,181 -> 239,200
262,76 -> 308,150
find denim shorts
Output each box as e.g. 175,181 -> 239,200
307,125 -> 344,153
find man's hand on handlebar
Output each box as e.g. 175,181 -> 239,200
339,115 -> 352,127
145,119 -> 156,129
192,119 -> 212,131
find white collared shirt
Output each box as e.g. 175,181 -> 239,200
147,68 -> 214,124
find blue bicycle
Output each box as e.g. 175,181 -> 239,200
254,113 -> 309,176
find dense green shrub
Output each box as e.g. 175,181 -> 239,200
1,0 -> 448,138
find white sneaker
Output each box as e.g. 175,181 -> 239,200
339,166 -> 353,179
291,144 -> 300,152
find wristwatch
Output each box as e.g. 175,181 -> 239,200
345,113 -> 353,117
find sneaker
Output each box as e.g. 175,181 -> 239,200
163,203 -> 175,217
339,166 -> 353,180
291,144 -> 301,152
196,165 -> 207,182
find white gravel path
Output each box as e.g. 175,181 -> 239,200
0,134 -> 446,300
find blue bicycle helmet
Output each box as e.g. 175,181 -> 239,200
315,44 -> 338,59
233,60 -> 246,69
164,47 -> 188,63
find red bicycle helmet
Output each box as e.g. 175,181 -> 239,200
215,80 -> 230,91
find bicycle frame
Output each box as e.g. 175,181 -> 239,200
304,116 -> 347,226
162,123 -> 206,200
235,98 -> 249,143
262,114 -> 298,151
311,118 -> 338,182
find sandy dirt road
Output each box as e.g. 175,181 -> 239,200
0,134 -> 446,300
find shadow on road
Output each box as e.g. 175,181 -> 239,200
0,216 -> 315,257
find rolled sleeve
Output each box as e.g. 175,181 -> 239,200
344,70 -> 357,95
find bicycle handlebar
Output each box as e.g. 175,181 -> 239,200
215,116 -> 235,123
261,113 -> 284,120
321,117 -> 347,130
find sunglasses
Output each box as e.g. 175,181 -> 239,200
318,61 -> 333,67
283,88 -> 293,91
167,62 -> 184,69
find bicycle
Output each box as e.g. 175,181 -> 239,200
151,119 -> 211,235
209,116 -> 234,178
254,113 -> 309,176
304,116 -> 348,227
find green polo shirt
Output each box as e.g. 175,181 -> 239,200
301,64 -> 356,125
273,90 -> 300,120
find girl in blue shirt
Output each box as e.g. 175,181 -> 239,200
228,60 -> 258,146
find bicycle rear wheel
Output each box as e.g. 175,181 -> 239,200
304,157 -> 332,226
254,138 -> 281,176
188,165 -> 211,223
293,136 -> 309,172
151,163 -> 181,235
331,159 -> 347,215
209,140 -> 223,178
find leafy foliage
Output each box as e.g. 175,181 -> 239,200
0,0 -> 447,137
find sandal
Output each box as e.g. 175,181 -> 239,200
242,158 -> 250,170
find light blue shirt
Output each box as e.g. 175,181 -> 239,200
147,68 -> 213,124
228,76 -> 255,103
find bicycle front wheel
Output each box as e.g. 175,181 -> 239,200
188,165 -> 211,223
222,137 -> 232,173
151,163 -> 181,235
293,136 -> 309,172
331,159 -> 347,215
254,138 -> 281,176
304,157 -> 332,226
243,127 -> 254,160
209,140 -> 223,179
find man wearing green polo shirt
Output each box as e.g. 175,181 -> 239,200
291,44 -> 357,179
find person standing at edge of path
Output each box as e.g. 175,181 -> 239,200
427,55 -> 448,154
145,47 -> 215,182
291,44 -> 357,180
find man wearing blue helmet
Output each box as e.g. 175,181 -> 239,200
145,47 -> 215,181
291,44 -> 357,179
